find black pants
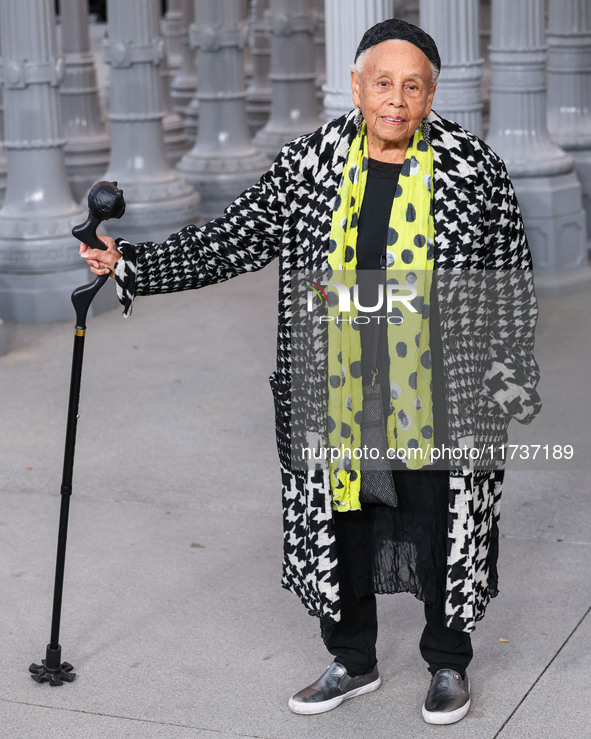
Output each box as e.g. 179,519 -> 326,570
323,593 -> 473,678
323,471 -> 473,678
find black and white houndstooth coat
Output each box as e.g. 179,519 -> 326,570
115,109 -> 541,633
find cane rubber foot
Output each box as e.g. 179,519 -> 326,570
29,644 -> 76,685
29,660 -> 76,686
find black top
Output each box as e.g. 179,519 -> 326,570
356,159 -> 403,271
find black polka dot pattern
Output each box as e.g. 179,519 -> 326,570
350,360 -> 362,378
387,227 -> 399,245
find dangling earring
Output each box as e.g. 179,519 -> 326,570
355,108 -> 364,135
421,118 -> 431,146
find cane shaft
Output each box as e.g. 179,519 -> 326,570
49,330 -> 86,649
50,495 -> 71,649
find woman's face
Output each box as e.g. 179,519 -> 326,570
351,40 -> 437,161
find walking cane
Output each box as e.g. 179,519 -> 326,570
29,181 -> 126,686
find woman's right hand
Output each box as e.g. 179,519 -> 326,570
79,234 -> 122,277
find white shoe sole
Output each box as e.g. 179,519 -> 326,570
288,676 -> 382,715
422,697 -> 470,724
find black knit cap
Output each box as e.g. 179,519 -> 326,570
354,18 -> 441,72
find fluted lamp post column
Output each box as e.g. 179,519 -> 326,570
420,0 -> 483,137
486,0 -> 590,293
103,0 -> 200,244
0,79 -> 5,352
547,0 -> 591,250
322,0 -> 394,122
0,81 -> 7,206
479,0 -> 492,118
312,0 -> 326,109
176,0 -> 270,220
0,83 -> 4,354
160,39 -> 192,166
170,0 -> 198,121
0,88 -> 7,207
163,0 -> 184,73
0,0 -> 89,323
161,0 -> 192,166
246,0 -> 272,136
60,0 -> 111,201
253,0 -> 323,157
183,1 -> 201,144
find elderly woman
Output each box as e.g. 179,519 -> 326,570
81,18 -> 541,726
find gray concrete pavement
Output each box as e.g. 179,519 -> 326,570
1,263 -> 590,738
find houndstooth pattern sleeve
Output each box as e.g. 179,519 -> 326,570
113,152 -> 290,317
481,160 -> 542,423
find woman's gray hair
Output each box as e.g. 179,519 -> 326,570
351,47 -> 440,85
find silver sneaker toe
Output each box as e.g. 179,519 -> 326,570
288,662 -> 381,715
422,668 -> 471,725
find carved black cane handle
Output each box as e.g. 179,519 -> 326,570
70,181 -> 126,329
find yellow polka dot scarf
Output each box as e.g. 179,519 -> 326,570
326,121 -> 435,511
